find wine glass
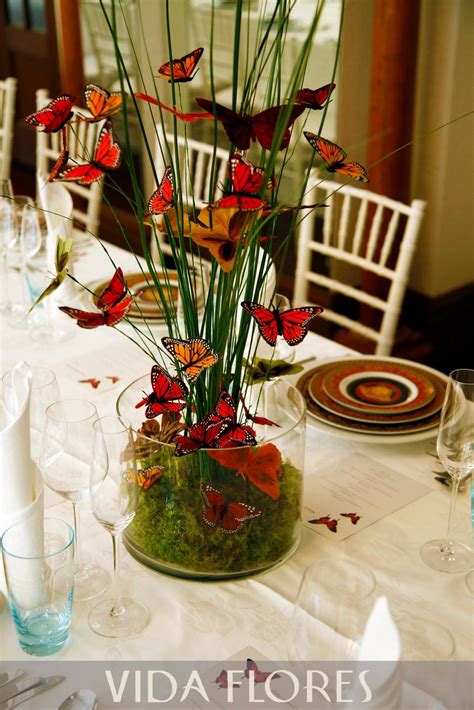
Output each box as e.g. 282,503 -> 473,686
88,415 -> 150,638
0,191 -> 17,311
420,369 -> 474,573
39,399 -> 110,600
2,365 -> 61,462
288,557 -> 376,661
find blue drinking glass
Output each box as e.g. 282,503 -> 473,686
1,518 -> 75,656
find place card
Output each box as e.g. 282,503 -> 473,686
302,453 -> 431,540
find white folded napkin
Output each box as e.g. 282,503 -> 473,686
0,361 -> 36,519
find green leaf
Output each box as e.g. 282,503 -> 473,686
28,235 -> 72,313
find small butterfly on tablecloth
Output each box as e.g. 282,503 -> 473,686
106,376 -> 120,384
242,659 -> 281,683
341,512 -> 361,525
308,515 -> 339,533
79,378 -> 101,389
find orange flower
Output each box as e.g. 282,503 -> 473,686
189,207 -> 257,272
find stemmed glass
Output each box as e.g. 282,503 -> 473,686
2,365 -> 61,462
39,399 -> 110,600
88,415 -> 150,638
0,183 -> 16,311
420,369 -> 474,573
9,204 -> 43,325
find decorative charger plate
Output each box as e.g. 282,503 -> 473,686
296,356 -> 448,444
309,365 -> 445,425
322,359 -> 437,414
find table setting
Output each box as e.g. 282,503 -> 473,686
1,2 -> 473,706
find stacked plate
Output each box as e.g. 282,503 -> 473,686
297,356 -> 447,443
91,270 -> 205,324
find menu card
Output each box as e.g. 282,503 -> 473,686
302,453 -> 431,540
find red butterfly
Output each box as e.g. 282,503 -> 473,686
208,390 -> 257,448
59,121 -> 122,185
211,153 -> 272,212
214,670 -> 239,690
208,442 -> 282,500
47,126 -> 70,182
173,415 -> 228,457
79,378 -> 100,389
144,167 -> 174,217
106,376 -> 120,384
135,364 -> 188,419
201,484 -> 261,534
24,94 -> 75,133
304,133 -> 369,182
157,47 -> 204,83
308,515 -> 338,533
195,98 -> 305,151
239,393 -> 279,428
295,83 -> 336,110
341,512 -> 361,525
59,267 -> 132,329
241,301 -> 323,347
243,659 -> 281,683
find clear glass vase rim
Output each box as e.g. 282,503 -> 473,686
1,518 -> 74,560
45,399 -> 98,423
117,373 -> 307,451
301,557 -> 377,599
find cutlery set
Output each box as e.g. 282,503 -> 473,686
0,674 -> 96,709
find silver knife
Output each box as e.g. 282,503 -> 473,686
0,676 -> 65,709
0,675 -> 24,691
0,678 -> 42,704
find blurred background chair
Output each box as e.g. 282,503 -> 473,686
152,123 -> 228,260
35,89 -> 103,243
0,77 -> 17,181
293,175 -> 426,356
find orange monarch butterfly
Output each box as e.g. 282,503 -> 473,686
157,47 -> 204,83
161,337 -> 219,382
304,133 -> 369,182
130,465 -> 164,490
144,166 -> 174,217
82,84 -> 122,122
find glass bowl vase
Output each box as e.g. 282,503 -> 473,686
116,376 -> 306,580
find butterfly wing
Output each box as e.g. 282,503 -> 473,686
252,104 -> 305,150
83,84 -> 122,120
335,162 -> 369,182
162,337 -> 219,382
241,301 -> 279,346
304,132 -> 347,169
215,423 -> 256,448
137,465 -> 164,489
201,484 -> 226,527
230,153 -> 266,194
221,501 -> 261,534
24,95 -> 75,133
195,98 -> 252,150
158,47 -> 203,82
213,194 -> 267,212
151,364 -> 188,402
296,83 -> 336,109
48,147 -> 70,182
103,295 -> 133,326
97,267 -> 127,310
58,306 -> 106,329
145,166 -> 174,216
209,390 -> 237,423
278,306 -> 323,346
94,122 -> 122,171
59,162 -> 103,185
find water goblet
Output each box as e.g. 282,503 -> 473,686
288,557 -> 376,661
39,399 -> 110,600
88,415 -> 150,638
420,369 -> 474,573
2,365 -> 60,462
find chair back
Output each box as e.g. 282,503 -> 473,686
153,124 -> 229,258
294,175 -> 426,355
35,89 -> 103,237
80,0 -> 138,87
0,77 -> 17,181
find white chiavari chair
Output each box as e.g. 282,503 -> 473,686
294,174 -> 426,356
0,77 -> 17,181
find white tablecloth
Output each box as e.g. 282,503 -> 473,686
1,241 -> 472,666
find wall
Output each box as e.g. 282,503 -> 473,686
410,0 -> 474,297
